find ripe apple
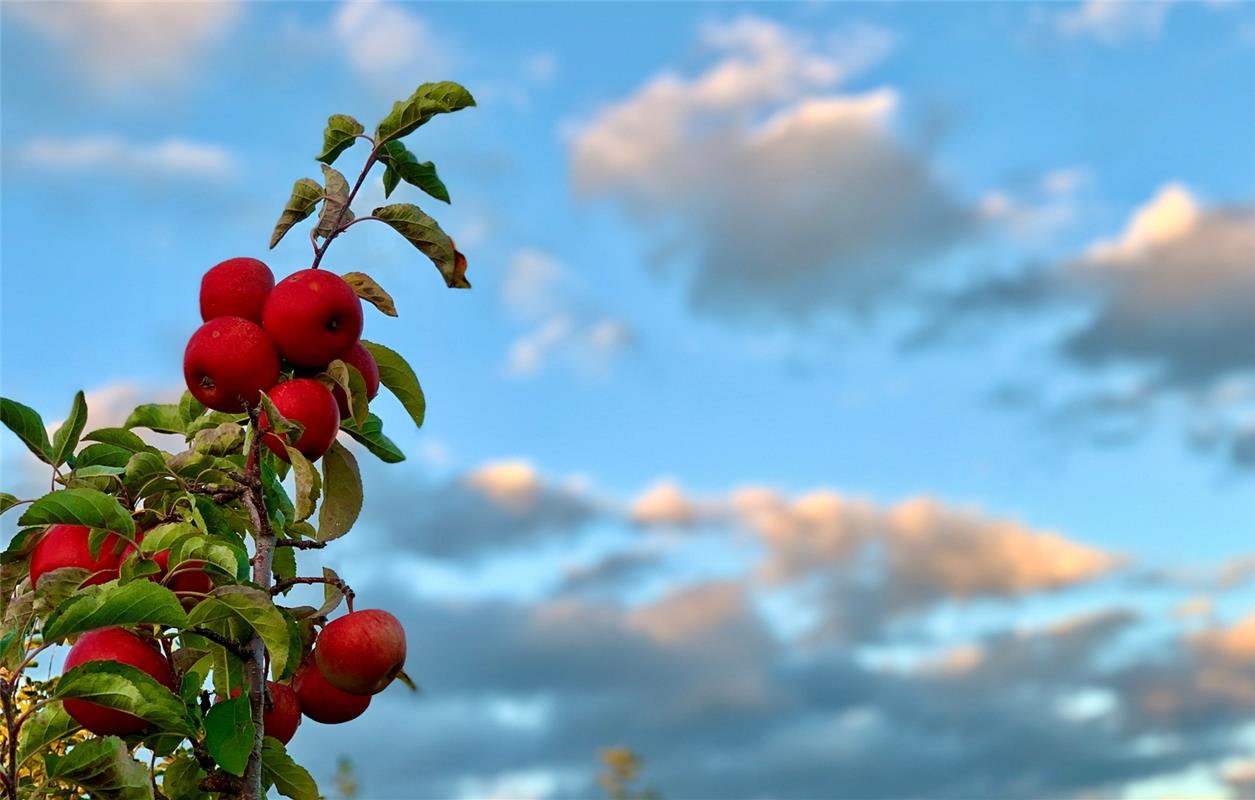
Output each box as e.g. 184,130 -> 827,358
332,342 -> 380,417
121,544 -> 214,607
226,681 -> 302,744
200,257 -> 274,324
260,378 -> 341,461
62,627 -> 176,735
292,657 -> 371,723
315,609 -> 406,695
29,524 -> 128,588
262,270 -> 363,367
184,317 -> 280,412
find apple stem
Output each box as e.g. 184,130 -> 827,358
238,403 -> 276,800
309,144 -> 380,271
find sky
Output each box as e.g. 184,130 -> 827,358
2,1 -> 1255,798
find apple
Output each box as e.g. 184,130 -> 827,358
62,628 -> 176,735
121,544 -> 214,607
260,378 -> 341,461
332,342 -> 380,417
226,681 -> 302,744
315,609 -> 406,695
292,657 -> 371,724
262,270 -> 363,367
200,257 -> 274,324
184,317 -> 280,412
29,524 -> 128,588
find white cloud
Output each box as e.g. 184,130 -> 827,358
523,51 -> 558,84
502,250 -> 563,320
6,0 -> 241,88
570,16 -> 971,324
1057,0 -> 1175,43
1084,182 -> 1201,264
20,136 -> 237,179
332,0 -> 449,88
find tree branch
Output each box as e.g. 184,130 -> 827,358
269,576 -> 354,610
310,146 -> 380,270
274,538 -> 327,550
239,406 -> 276,800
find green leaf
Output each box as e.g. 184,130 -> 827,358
83,427 -> 151,452
315,163 -> 353,238
322,359 -> 369,428
342,271 -> 398,317
162,752 -> 209,800
17,702 -> 80,769
47,735 -> 154,800
125,404 -> 185,435
318,566 -> 345,618
261,459 -> 295,532
316,113 -> 365,165
190,422 -> 245,456
43,579 -> 187,641
340,413 -> 405,463
287,446 -> 321,522
188,586 -> 293,677
375,80 -> 476,144
74,464 -> 126,478
55,661 -> 193,736
318,441 -> 362,542
360,340 -> 426,428
18,487 -> 135,536
377,140 -> 450,203
259,390 -> 305,442
261,737 -> 320,800
278,608 -> 304,681
272,544 -> 297,583
0,492 -> 20,515
204,694 -> 255,777
270,177 -> 323,249
179,391 -> 207,425
382,162 -> 401,197
371,202 -> 469,288
50,390 -> 88,467
1,396 -> 52,463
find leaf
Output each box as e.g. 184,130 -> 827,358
191,422 -> 245,456
316,113 -> 365,165
47,735 -> 154,800
340,413 -> 405,463
18,487 -> 135,536
342,271 -> 398,316
55,661 -> 193,736
317,441 -> 362,541
1,492 -> 20,515
1,396 -> 52,463
179,390 -> 207,424
382,163 -> 401,197
17,702 -> 80,768
318,567 -> 345,618
83,427 -> 151,452
287,446 -> 321,522
50,390 -> 88,467
261,737 -> 320,800
395,668 -> 421,693
161,752 -> 209,800
43,579 -> 188,641
314,163 -> 353,238
360,340 -> 425,428
377,140 -> 451,202
371,202 -> 468,288
322,359 -> 369,428
375,80 -> 476,144
270,177 -> 323,249
204,694 -> 255,776
272,544 -> 297,582
125,404 -> 185,435
74,464 -> 126,478
139,522 -> 199,554
188,586 -> 293,677
259,390 -> 305,442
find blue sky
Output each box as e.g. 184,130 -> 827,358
3,2 -> 1255,798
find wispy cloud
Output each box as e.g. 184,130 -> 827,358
20,136 -> 238,179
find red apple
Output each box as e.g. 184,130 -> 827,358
62,628 -> 176,735
226,681 -> 302,744
292,657 -> 370,724
315,610 -> 406,695
200,257 -> 274,324
260,378 -> 340,461
29,524 -> 128,588
262,270 -> 363,367
332,342 -> 381,417
184,317 -> 280,412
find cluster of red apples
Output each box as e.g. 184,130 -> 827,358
31,256 -> 411,744
184,256 -> 381,462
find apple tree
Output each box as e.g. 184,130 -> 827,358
0,80 -> 475,800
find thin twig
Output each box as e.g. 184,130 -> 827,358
269,575 -> 354,604
310,144 -> 380,270
187,628 -> 250,661
274,538 -> 327,550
